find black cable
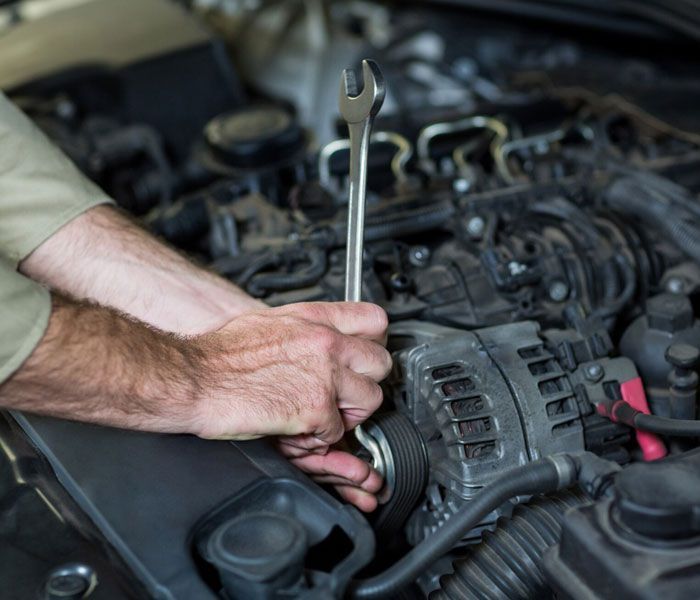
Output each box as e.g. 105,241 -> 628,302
635,413 -> 700,437
348,455 -> 577,599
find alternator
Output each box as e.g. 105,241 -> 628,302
383,319 -> 632,545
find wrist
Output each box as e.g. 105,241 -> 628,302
181,330 -> 270,441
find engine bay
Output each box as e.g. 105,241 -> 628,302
2,0 -> 700,598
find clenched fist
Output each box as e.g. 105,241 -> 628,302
189,302 -> 392,446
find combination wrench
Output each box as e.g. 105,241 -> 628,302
339,60 -> 391,492
339,59 -> 385,302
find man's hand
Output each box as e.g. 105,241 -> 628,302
187,301 -> 391,512
278,440 -> 384,512
189,302 -> 391,444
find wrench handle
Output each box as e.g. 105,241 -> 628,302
344,119 -> 373,302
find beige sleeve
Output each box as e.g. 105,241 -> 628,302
0,257 -> 50,384
0,91 -> 114,268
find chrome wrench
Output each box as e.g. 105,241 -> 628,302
339,59 -> 385,301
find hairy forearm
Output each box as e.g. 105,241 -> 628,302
20,205 -> 264,334
0,294 -> 206,432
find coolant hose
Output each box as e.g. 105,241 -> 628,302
348,455 -> 578,599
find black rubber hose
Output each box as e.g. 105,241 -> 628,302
234,252 -> 281,283
432,489 -> 587,600
606,177 -> 700,264
348,456 -> 576,599
145,197 -> 209,246
598,258 -> 620,304
247,248 -> 327,296
529,198 -> 601,246
593,254 -> 636,320
635,413 -> 700,437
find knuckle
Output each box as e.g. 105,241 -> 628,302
365,343 -> 392,380
327,419 -> 345,444
364,303 -> 389,332
312,326 -> 339,353
296,302 -> 325,322
369,382 -> 384,411
381,348 -> 393,377
348,461 -> 370,484
309,379 -> 335,410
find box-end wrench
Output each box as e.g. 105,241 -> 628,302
339,59 -> 385,302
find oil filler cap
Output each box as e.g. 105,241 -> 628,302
203,105 -> 304,170
615,454 -> 700,540
206,511 -> 308,589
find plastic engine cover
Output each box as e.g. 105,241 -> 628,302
9,412 -> 373,599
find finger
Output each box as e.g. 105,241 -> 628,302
313,404 -> 346,446
334,485 -> 378,512
310,472 -> 383,494
277,435 -> 329,456
288,450 -> 383,493
286,302 -> 388,343
336,369 -> 384,429
336,335 -> 392,382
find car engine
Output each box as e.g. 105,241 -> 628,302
2,0 -> 700,598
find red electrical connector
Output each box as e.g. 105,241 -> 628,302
596,377 -> 667,461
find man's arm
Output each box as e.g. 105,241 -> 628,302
20,205 -> 264,335
1,299 -> 389,439
2,294 -> 203,433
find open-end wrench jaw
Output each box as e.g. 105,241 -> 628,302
339,59 -> 386,124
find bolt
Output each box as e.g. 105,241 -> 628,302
389,272 -> 412,293
585,363 -> 604,382
409,245 -> 431,267
548,280 -> 569,302
44,564 -> 94,600
46,574 -> 88,598
466,216 -> 485,238
453,178 -> 471,193
508,261 -> 527,276
666,277 -> 686,294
